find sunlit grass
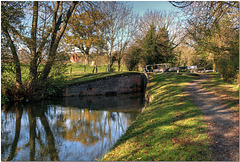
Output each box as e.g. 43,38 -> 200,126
102,74 -> 213,161
200,72 -> 239,113
66,63 -> 128,75
1,62 -> 131,86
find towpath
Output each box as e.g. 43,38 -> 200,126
185,74 -> 239,161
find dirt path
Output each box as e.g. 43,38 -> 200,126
185,74 -> 239,161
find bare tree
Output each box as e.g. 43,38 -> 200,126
115,4 -> 137,72
100,2 -> 135,72
2,1 -> 78,100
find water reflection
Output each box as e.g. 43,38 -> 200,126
1,94 -> 145,161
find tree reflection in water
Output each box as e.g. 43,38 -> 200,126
1,95 -> 144,161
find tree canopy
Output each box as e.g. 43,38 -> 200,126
170,1 -> 239,83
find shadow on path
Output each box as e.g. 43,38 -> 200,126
185,74 -> 239,161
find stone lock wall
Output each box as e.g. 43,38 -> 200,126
64,74 -> 147,97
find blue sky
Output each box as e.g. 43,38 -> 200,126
128,1 -> 177,15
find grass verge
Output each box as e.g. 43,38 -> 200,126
200,72 -> 239,114
102,73 -> 213,161
66,63 -> 128,74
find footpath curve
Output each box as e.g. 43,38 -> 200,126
185,74 -> 239,161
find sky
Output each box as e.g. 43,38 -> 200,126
127,1 -> 178,16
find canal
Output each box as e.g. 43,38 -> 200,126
1,94 -> 145,161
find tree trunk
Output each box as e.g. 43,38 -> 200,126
1,26 -> 22,88
29,1 -> 39,84
108,51 -> 112,72
40,47 -> 58,81
84,55 -> 89,65
118,59 -> 121,72
40,1 -> 78,82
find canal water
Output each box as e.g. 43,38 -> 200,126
1,94 -> 145,161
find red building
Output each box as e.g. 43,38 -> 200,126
70,53 -> 80,63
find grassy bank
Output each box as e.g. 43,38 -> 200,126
102,73 -> 213,161
200,72 -> 239,114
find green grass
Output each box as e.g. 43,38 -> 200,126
64,63 -> 137,85
200,72 -> 239,113
66,63 -> 128,75
102,73 -> 213,161
1,62 -> 130,86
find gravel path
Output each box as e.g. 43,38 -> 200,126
185,74 -> 239,161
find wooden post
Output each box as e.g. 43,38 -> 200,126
84,65 -> 86,73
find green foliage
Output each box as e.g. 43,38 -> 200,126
156,27 -> 175,63
141,23 -> 175,66
45,77 -> 67,98
213,34 -> 239,83
50,51 -> 69,78
124,46 -> 142,71
1,93 -> 10,105
102,74 -> 213,161
142,23 -> 158,65
182,1 -> 239,83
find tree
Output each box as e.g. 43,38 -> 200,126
170,1 -> 239,83
137,9 -> 180,43
142,23 -> 158,65
1,1 -> 26,88
1,1 -> 78,100
156,27 -> 175,64
126,9 -> 180,69
101,2 -> 135,72
124,45 -> 142,71
114,4 -> 137,72
140,22 -> 176,66
64,4 -> 107,65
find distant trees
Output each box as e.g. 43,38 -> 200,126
170,1 -> 239,83
124,9 -> 179,70
101,2 -> 136,72
142,23 -> 175,65
124,45 -> 142,71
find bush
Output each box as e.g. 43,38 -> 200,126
215,48 -> 239,83
45,77 -> 66,98
124,46 -> 141,71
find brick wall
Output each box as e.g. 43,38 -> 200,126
64,74 -> 147,97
